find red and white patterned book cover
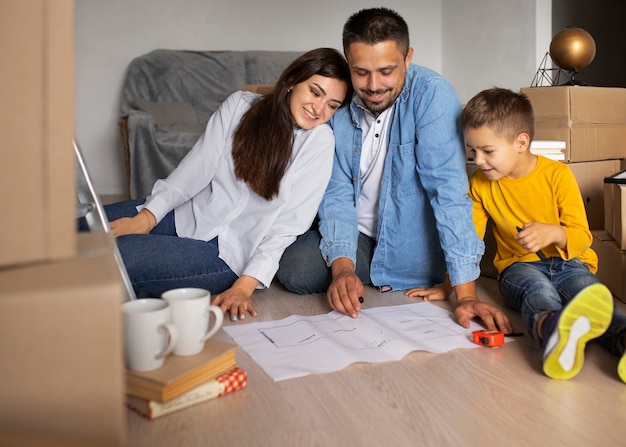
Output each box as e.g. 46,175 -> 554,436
126,367 -> 247,420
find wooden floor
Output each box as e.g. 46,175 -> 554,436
125,276 -> 626,447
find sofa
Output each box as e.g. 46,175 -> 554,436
119,49 -> 303,198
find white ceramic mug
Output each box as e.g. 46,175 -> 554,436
161,288 -> 224,356
122,299 -> 178,372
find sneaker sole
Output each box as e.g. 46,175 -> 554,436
543,283 -> 613,380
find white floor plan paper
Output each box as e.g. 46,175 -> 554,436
224,302 -> 488,381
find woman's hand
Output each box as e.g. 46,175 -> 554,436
110,209 -> 155,236
212,275 -> 259,322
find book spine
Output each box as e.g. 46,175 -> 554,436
147,380 -> 224,419
127,367 -> 247,420
530,140 -> 566,149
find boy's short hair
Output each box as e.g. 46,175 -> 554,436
461,87 -> 535,142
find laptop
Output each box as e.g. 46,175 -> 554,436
74,139 -> 136,301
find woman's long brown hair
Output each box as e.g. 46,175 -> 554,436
232,48 -> 351,200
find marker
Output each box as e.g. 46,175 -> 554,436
516,226 -> 547,261
506,332 -> 525,337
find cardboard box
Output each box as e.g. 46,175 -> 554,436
0,233 -> 126,447
592,230 -> 626,303
520,86 -> 626,162
604,170 -> 626,249
0,0 -> 76,268
568,159 -> 621,230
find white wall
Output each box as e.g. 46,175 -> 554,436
75,0 -> 550,195
443,0 -> 552,103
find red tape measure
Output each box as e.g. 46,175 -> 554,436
472,329 -> 505,347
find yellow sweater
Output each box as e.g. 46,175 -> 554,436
469,156 -> 597,274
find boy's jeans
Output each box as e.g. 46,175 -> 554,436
498,258 -> 626,356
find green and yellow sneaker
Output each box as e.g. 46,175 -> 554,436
542,283 -> 613,380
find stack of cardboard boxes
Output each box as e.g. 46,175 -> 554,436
523,86 -> 626,303
0,2 -> 126,446
468,86 -> 626,305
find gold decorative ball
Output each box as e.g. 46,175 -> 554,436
549,27 -> 596,71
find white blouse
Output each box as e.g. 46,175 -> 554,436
142,90 -> 335,288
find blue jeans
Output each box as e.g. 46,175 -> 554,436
98,199 -> 238,297
499,258 -> 626,356
276,229 -> 375,294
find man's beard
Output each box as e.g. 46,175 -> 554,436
359,88 -> 397,115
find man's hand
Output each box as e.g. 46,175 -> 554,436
327,258 -> 364,318
454,300 -> 513,333
453,281 -> 513,333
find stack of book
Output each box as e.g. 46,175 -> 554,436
125,340 -> 247,420
529,140 -> 567,160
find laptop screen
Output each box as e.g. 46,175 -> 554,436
75,139 -> 136,301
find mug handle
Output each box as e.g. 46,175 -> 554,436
200,305 -> 224,342
155,323 -> 179,359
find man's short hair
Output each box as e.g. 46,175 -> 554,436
461,88 -> 535,142
343,7 -> 410,57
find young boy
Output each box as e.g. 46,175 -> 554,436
461,87 -> 626,382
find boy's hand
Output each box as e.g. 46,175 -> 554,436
516,222 -> 566,253
405,283 -> 452,301
405,272 -> 453,301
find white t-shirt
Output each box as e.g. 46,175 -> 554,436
355,102 -> 394,238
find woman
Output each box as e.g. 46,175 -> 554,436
103,48 -> 351,322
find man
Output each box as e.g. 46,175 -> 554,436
277,7 -> 511,332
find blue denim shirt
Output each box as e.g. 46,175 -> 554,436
319,64 -> 484,291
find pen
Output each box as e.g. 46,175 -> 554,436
516,226 -> 547,261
